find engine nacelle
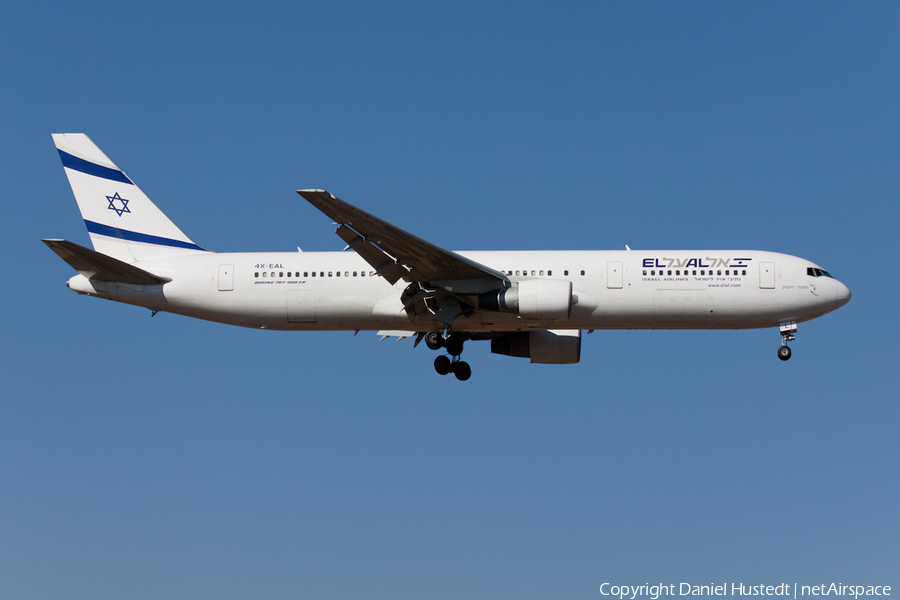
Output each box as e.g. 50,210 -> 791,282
490,329 -> 581,364
478,279 -> 572,320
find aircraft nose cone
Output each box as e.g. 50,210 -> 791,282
835,280 -> 851,307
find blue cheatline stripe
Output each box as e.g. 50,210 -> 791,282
84,220 -> 207,251
58,150 -> 133,185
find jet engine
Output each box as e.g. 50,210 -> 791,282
477,279 -> 572,320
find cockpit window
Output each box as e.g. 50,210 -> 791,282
807,267 -> 834,278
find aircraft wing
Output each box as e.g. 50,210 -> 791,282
298,190 -> 507,294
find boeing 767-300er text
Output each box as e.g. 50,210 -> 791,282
45,134 -> 851,381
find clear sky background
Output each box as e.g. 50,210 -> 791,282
1,2 -> 897,599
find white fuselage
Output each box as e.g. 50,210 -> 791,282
66,249 -> 851,333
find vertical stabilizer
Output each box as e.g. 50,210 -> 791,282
53,133 -> 208,262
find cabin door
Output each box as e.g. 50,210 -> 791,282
607,261 -> 623,289
287,290 -> 317,323
759,262 -> 776,289
218,264 -> 234,291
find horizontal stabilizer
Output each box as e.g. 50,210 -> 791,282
43,239 -> 170,285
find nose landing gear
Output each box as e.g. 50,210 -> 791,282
778,321 -> 796,361
428,331 -> 471,380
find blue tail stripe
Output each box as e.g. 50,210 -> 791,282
84,220 -> 207,251
59,150 -> 133,185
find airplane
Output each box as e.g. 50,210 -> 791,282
45,133 -> 851,381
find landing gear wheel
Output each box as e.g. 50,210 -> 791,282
425,331 -> 443,351
453,361 -> 472,381
777,346 -> 792,361
434,355 -> 452,375
444,336 -> 464,357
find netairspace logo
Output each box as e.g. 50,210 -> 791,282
599,584 -> 892,600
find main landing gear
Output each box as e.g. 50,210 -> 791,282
778,321 -> 796,361
427,331 -> 471,381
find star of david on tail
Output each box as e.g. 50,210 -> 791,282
106,192 -> 130,216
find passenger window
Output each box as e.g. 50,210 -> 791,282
328,272 -> 333,277
651,270 -> 655,276
516,270 -> 520,276
304,272 -> 309,277
564,270 -> 569,276
676,270 -> 680,276
345,271 -> 349,277
643,270 -> 647,276
254,272 -> 259,278
311,272 -> 316,277
692,270 -> 697,275
320,272 -> 324,277
531,270 -> 536,276
540,270 -> 544,276
279,272 -> 283,277
668,270 -> 672,276
369,271 -> 375,277
336,271 -> 340,277
361,271 -> 366,277
353,271 -> 357,277
742,270 -> 746,275
270,272 -> 275,278
717,270 -> 721,276
287,272 -> 292,277
580,270 -> 585,276
725,270 -> 729,276
547,270 -> 552,276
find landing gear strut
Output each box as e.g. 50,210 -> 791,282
428,331 -> 472,380
778,321 -> 796,361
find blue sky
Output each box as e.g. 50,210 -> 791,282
1,2 -> 897,598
